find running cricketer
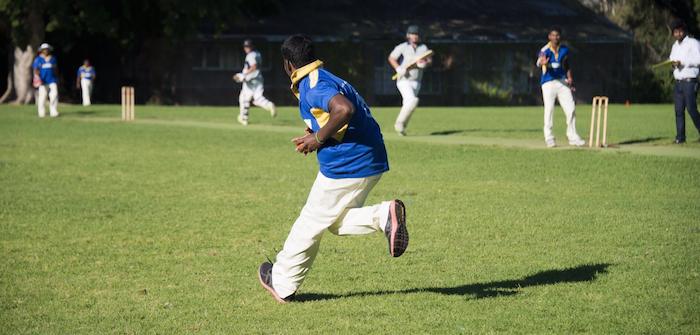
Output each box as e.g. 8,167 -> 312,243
76,59 -> 96,106
536,27 -> 586,148
257,35 -> 409,303
33,43 -> 59,118
234,39 -> 276,125
388,25 -> 432,136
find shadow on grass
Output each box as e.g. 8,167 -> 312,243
294,263 -> 611,302
430,128 -> 540,136
617,137 -> 666,145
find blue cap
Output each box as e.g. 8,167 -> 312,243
406,25 -> 420,35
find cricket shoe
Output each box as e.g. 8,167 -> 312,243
258,262 -> 294,304
270,104 -> 277,118
385,199 -> 409,257
569,138 -> 586,147
237,115 -> 249,126
545,140 -> 556,148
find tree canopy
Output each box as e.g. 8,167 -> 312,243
582,0 -> 700,101
0,0 -> 281,103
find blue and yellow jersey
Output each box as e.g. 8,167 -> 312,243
33,55 -> 58,84
290,60 -> 389,179
77,65 -> 95,80
538,43 -> 569,85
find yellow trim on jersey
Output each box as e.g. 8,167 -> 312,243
540,42 -> 560,74
310,107 -> 348,142
290,60 -> 324,99
547,42 -> 559,60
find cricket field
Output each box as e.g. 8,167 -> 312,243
1,103 -> 698,334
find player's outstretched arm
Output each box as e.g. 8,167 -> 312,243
292,94 -> 354,155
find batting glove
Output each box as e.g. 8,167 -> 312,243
395,66 -> 406,77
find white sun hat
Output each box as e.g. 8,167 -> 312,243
38,43 -> 53,51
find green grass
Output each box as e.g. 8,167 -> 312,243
1,103 -> 699,334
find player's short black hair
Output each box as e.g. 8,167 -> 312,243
671,18 -> 687,31
549,26 -> 562,34
281,35 -> 316,68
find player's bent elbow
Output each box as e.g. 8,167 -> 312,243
341,106 -> 355,119
333,105 -> 354,122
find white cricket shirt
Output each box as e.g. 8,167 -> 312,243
389,42 -> 429,82
670,36 -> 700,80
244,50 -> 262,81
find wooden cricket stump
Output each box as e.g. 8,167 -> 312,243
589,96 -> 609,148
121,86 -> 135,121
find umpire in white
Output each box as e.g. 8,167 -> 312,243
388,25 -> 432,136
669,19 -> 700,144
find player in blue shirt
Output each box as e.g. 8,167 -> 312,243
32,43 -> 59,117
257,35 -> 409,303
536,27 -> 585,147
76,59 -> 96,106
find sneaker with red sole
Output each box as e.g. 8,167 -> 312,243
385,199 -> 409,257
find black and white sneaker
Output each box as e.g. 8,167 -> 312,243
258,262 -> 294,303
385,200 -> 409,257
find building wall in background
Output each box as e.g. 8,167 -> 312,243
176,37 -> 632,106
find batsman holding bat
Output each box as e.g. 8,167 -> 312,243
233,39 -> 276,126
388,25 -> 432,136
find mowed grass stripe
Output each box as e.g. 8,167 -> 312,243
65,113 -> 700,159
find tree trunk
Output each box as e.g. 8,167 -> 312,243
3,0 -> 45,105
13,46 -> 35,105
0,73 -> 13,103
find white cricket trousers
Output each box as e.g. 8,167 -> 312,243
239,80 -> 274,119
81,79 -> 93,106
541,80 -> 582,142
37,83 -> 58,117
271,172 -> 392,298
395,80 -> 421,131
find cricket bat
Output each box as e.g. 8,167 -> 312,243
391,50 -> 433,80
651,59 -> 673,70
